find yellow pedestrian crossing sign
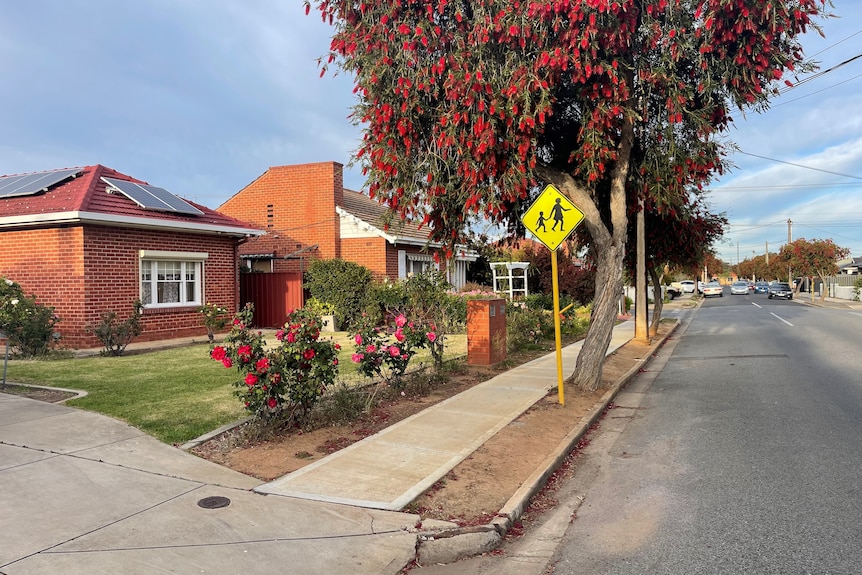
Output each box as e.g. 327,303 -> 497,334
521,184 -> 585,251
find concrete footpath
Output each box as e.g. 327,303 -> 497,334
0,319 -> 658,574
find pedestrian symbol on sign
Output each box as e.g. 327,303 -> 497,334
521,185 -> 584,251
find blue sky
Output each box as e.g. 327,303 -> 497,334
2,1 -> 860,264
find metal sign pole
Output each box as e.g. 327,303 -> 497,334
551,250 -> 565,406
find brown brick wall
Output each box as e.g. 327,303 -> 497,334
0,224 -> 240,349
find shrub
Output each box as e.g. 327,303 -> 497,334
0,277 -> 61,358
304,259 -> 373,330
90,301 -> 144,356
350,312 -> 437,388
212,303 -> 340,421
506,303 -> 553,350
198,302 -> 229,342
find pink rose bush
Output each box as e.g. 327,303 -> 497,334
350,313 -> 438,388
210,303 -> 339,419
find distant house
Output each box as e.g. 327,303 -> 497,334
838,257 -> 862,274
218,161 -> 477,288
0,165 -> 262,349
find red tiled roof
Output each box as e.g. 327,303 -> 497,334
0,165 -> 261,235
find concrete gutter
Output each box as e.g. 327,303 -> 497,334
414,320 -> 680,565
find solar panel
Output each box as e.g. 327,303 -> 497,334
102,177 -> 204,216
0,168 -> 81,198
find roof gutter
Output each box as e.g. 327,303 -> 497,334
0,210 -> 264,237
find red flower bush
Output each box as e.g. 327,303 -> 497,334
210,303 -> 339,420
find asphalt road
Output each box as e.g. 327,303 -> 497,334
550,291 -> 862,574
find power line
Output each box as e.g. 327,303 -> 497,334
736,151 -> 862,180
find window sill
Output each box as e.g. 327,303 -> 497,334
141,305 -> 200,315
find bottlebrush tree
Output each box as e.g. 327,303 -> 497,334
310,0 -> 827,390
780,238 -> 849,301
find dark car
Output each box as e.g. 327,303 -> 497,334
754,281 -> 769,293
768,282 -> 793,300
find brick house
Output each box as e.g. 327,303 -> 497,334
218,161 -> 477,288
0,165 -> 262,349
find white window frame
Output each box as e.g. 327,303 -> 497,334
139,250 -> 208,309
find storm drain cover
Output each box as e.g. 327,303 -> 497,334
197,496 -> 231,509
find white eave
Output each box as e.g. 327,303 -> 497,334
0,211 -> 264,237
336,206 -> 478,260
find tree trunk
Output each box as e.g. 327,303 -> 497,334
536,120 -> 634,392
648,264 -> 663,337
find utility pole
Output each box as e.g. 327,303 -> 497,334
787,219 -> 792,284
766,241 -> 769,265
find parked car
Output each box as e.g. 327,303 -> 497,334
730,281 -> 750,295
702,281 -> 723,297
754,281 -> 769,293
768,282 -> 793,300
679,280 -> 696,293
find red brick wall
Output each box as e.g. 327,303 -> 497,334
0,224 -> 240,349
220,162 -> 343,260
342,236 -> 390,280
466,299 -> 507,366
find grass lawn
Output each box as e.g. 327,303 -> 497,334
3,332 -> 467,445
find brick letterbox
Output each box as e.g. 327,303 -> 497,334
467,298 -> 507,366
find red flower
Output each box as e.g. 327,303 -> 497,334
427,332 -> 437,343
210,346 -> 226,361
275,329 -> 285,341
394,328 -> 405,342
237,345 -> 252,361
302,348 -> 316,360
255,358 -> 270,373
366,344 -> 377,353
395,314 -> 407,327
244,373 -> 258,386
222,357 -> 232,368
267,397 -> 277,409
286,332 -> 297,343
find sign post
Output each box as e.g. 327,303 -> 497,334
521,184 -> 585,405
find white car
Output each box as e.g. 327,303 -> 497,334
702,281 -> 723,297
679,280 -> 696,293
730,281 -> 749,295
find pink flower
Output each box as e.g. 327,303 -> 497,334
351,353 -> 364,363
401,354 -> 408,360
354,333 -> 363,345
275,329 -> 285,341
210,346 -> 226,361
333,358 -> 339,366
395,315 -> 407,328
394,328 -> 405,342
302,348 -> 316,360
426,332 -> 437,343
286,332 -> 297,343
222,357 -> 232,368
267,397 -> 277,408
244,373 -> 258,386
389,345 -> 401,357
366,344 -> 377,353
255,358 -> 270,373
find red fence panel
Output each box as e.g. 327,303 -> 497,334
240,272 -> 304,328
